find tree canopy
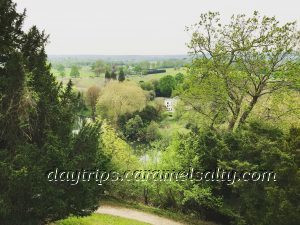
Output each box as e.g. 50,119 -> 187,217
118,68 -> 125,82
157,75 -> 176,97
182,11 -> 300,130
97,81 -> 147,123
70,65 -> 80,77
0,1 -> 109,224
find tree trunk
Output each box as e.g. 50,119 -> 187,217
238,95 -> 259,127
228,113 -> 238,131
228,101 -> 242,131
143,187 -> 148,205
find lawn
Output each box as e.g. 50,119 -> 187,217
54,214 -> 150,225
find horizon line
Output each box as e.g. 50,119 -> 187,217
48,54 -> 189,56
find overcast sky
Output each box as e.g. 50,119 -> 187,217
15,0 -> 300,55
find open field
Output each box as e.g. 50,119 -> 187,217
55,67 -> 186,92
52,66 -> 95,78
128,67 -> 187,82
57,76 -> 105,93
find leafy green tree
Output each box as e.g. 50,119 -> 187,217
133,64 -> 143,74
158,122 -> 300,225
70,65 -> 80,77
100,122 -> 142,199
92,60 -> 106,77
145,121 -> 160,142
139,105 -> 161,123
60,71 -> 66,77
118,68 -> 125,82
97,81 -> 146,123
184,11 -> 300,130
124,115 -> 144,141
157,75 -> 176,97
140,81 -> 154,91
86,86 -> 101,121
57,64 -> 65,76
174,73 -> 184,85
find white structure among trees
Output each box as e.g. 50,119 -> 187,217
164,97 -> 178,112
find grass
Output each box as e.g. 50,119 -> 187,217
52,66 -> 97,78
56,76 -> 105,93
158,114 -> 189,139
128,67 -> 186,82
100,196 -> 216,225
53,67 -> 186,93
54,214 -> 150,225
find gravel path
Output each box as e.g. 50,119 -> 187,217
96,205 -> 185,225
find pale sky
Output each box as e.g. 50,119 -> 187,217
15,0 -> 300,55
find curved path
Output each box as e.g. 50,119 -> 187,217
96,205 -> 185,225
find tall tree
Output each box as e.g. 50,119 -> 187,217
157,75 -> 176,97
97,81 -> 147,123
57,64 -> 65,76
86,86 -> 101,121
118,68 -> 125,82
184,12 -> 300,130
92,60 -> 106,77
70,65 -> 80,77
0,1 -> 109,224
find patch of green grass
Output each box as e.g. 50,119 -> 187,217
56,77 -> 105,93
52,67 -> 186,93
51,66 -> 100,78
158,113 -> 189,139
54,214 -> 150,225
100,196 -> 216,225
128,67 -> 186,82
52,67 -> 187,100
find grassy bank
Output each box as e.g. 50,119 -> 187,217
54,214 -> 150,225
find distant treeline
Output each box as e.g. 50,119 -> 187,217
144,69 -> 166,75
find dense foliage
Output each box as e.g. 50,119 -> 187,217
70,65 -> 80,77
183,11 -> 300,130
1,2 -> 299,225
96,81 -> 146,123
0,1 -> 109,224
102,12 -> 300,225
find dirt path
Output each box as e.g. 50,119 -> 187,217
96,205 -> 185,225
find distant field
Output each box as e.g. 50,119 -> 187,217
128,67 -> 186,82
53,214 -> 149,225
54,67 -> 186,93
57,76 -> 105,93
52,66 -> 96,78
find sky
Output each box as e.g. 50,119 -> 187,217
15,0 -> 300,55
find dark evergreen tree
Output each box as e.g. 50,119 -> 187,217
118,68 -> 125,82
104,70 -> 111,80
0,1 -> 109,224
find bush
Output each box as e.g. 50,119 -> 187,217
157,122 -> 300,225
